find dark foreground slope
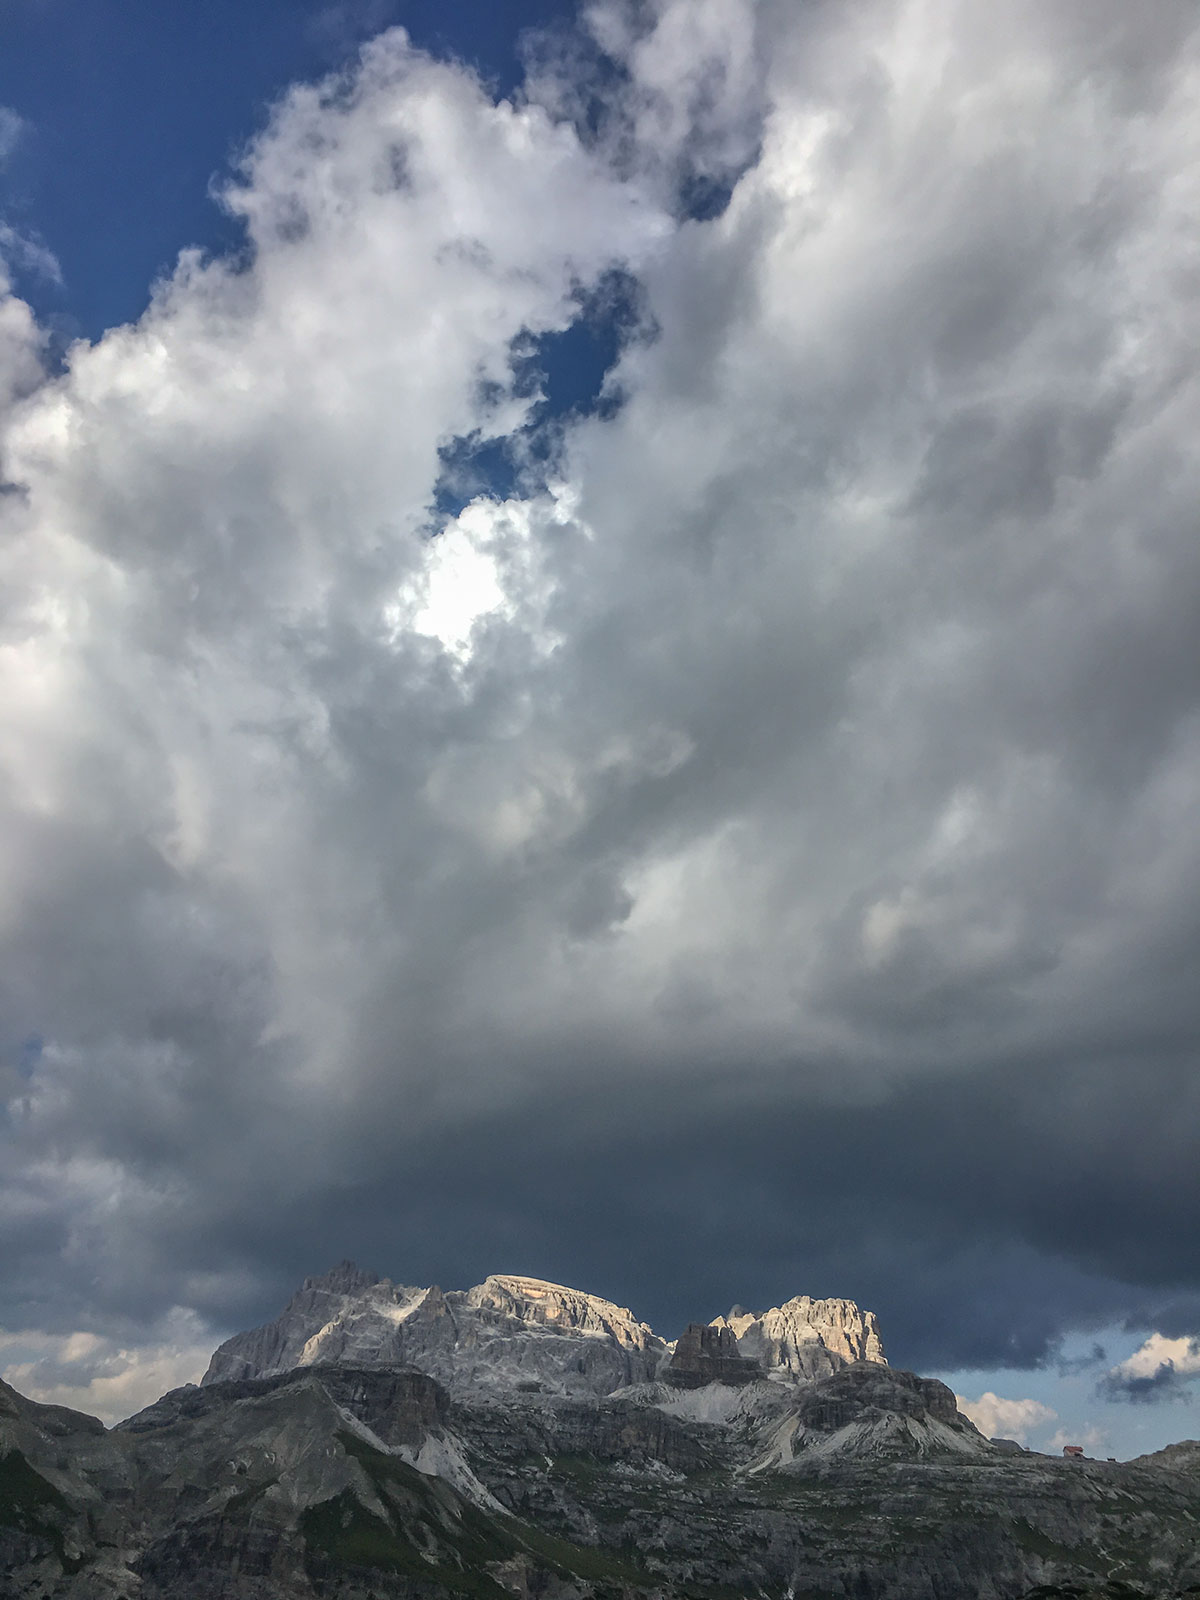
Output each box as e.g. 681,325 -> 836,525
4,1361 -> 1200,1600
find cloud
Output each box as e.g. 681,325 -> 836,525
0,1309 -> 212,1424
0,224 -> 63,288
1100,1334 -> 1200,1403
0,275 -> 44,410
0,107 -> 24,166
956,1392 -> 1058,1444
1057,1344 -> 1108,1376
0,113 -> 60,291
0,0 -> 1199,1392
308,1 -> 401,55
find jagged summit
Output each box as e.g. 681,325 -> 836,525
202,1262 -> 887,1400
203,1265 -> 668,1397
302,1260 -> 383,1295
713,1293 -> 888,1382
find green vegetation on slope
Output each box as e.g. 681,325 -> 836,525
302,1430 -> 659,1596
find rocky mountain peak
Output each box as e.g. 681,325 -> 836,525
467,1274 -> 661,1351
203,1268 -> 672,1397
300,1260 -> 383,1296
202,1264 -> 887,1400
713,1292 -> 887,1381
17,1266 -> 1200,1600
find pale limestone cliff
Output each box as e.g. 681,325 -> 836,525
203,1264 -> 887,1401
202,1264 -> 667,1398
465,1274 -> 660,1352
712,1293 -> 887,1381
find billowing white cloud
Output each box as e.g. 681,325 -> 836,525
1116,1335 -> 1200,1380
956,1391 -> 1058,1444
0,0 -> 1198,1393
0,271 -> 44,409
1102,1333 -> 1200,1401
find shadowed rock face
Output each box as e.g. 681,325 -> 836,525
9,1349 -> 1200,1600
793,1362 -> 960,1431
124,1364 -> 448,1449
663,1322 -> 763,1388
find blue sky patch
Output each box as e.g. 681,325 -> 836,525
0,0 -> 578,341
432,268 -> 648,516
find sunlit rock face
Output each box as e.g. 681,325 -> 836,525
201,1264 -> 435,1384
202,1264 -> 889,1400
464,1274 -> 662,1351
713,1295 -> 888,1382
202,1263 -> 669,1398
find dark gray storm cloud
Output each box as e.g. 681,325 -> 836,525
1098,1365 -> 1197,1405
1,0 -> 1199,1416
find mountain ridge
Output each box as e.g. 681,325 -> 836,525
7,1262 -> 1200,1599
201,1260 -> 888,1398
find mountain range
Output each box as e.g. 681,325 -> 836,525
2,1263 -> 1198,1599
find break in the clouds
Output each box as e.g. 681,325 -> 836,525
2,0 -> 1200,1434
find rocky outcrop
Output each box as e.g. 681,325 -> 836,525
792,1361 -> 961,1432
1131,1438 -> 1200,1472
204,1265 -> 670,1398
663,1322 -> 763,1388
203,1263 -> 887,1402
125,1364 -> 449,1449
0,1376 -> 134,1594
201,1263 -> 432,1383
713,1293 -> 887,1381
766,1361 -> 991,1466
466,1274 -> 658,1350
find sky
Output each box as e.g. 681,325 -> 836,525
0,0 -> 1199,1459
